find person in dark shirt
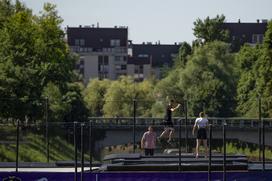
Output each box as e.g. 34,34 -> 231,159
159,99 -> 180,143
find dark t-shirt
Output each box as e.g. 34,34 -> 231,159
165,104 -> 172,122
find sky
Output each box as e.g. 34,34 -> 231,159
22,0 -> 272,44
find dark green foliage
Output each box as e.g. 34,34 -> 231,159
0,1 -> 86,122
236,21 -> 272,117
174,42 -> 192,68
193,14 -> 229,44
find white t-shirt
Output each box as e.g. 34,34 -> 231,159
194,117 -> 208,128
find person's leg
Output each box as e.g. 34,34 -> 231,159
150,149 -> 154,156
203,139 -> 208,157
144,149 -> 149,156
168,128 -> 174,142
196,139 -> 200,158
160,128 -> 170,138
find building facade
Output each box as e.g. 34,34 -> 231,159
222,20 -> 268,51
127,43 -> 180,81
67,20 -> 269,83
67,26 -> 128,84
67,26 -> 180,83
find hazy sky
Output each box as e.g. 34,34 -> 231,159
22,0 -> 272,44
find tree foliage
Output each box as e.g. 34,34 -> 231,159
84,76 -> 155,117
84,79 -> 111,116
193,14 -> 229,44
180,41 -> 237,116
0,1 -> 84,122
174,42 -> 192,68
236,21 -> 272,117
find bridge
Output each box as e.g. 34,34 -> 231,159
89,117 -> 272,148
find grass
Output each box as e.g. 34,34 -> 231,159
217,142 -> 272,161
0,126 -> 89,162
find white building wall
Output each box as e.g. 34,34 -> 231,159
143,64 -> 151,79
83,55 -> 98,84
127,64 -> 135,77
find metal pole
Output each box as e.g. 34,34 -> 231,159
74,122 -> 78,181
208,124 -> 212,181
179,119 -> 182,172
185,99 -> 188,153
81,123 -> 84,181
16,120 -> 20,172
133,99 -> 136,153
45,97 -> 49,163
258,96 -> 261,161
262,118 -> 265,171
223,123 -> 226,181
89,121 -> 92,172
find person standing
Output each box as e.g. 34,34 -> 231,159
159,99 -> 180,143
192,112 -> 209,158
141,126 -> 157,156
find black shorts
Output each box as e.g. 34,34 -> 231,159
144,149 -> 154,156
197,128 -> 207,139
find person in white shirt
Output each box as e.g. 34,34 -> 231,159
192,112 -> 208,158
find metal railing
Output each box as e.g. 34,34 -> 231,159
0,118 -> 270,181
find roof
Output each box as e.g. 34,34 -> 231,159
128,44 -> 180,67
67,26 -> 128,49
222,22 -> 268,42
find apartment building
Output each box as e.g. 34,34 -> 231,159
222,19 -> 268,51
67,20 -> 269,83
67,25 -> 128,84
127,43 -> 180,81
67,26 -> 180,83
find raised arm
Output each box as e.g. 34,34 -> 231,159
171,103 -> 181,111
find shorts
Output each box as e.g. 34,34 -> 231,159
144,149 -> 154,156
197,128 -> 207,139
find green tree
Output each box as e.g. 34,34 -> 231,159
180,41 -> 237,116
0,1 -> 80,122
103,76 -> 135,117
102,76 -> 155,117
153,69 -> 185,117
174,42 -> 192,68
236,45 -> 261,117
193,14 -> 229,44
84,78 -> 111,116
236,21 -> 272,117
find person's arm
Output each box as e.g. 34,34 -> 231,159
141,133 -> 146,149
192,119 -> 197,135
171,104 -> 181,111
154,133 -> 157,146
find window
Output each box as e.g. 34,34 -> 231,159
115,56 -> 121,61
121,65 -> 127,70
110,39 -> 120,47
135,65 -> 143,74
75,39 -> 80,46
138,54 -> 148,58
75,39 -> 85,46
98,56 -> 109,65
115,65 -> 121,70
80,39 -> 85,46
252,34 -> 264,44
104,56 -> 109,64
